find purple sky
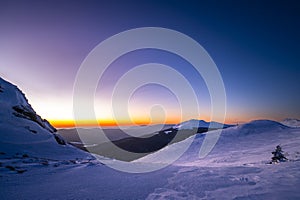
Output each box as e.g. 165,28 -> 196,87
0,0 -> 299,125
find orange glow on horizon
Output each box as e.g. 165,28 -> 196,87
49,118 -> 183,128
49,115 -> 261,129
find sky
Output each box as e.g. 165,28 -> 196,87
0,0 -> 299,127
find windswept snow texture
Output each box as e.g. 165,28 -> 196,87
136,120 -> 300,199
281,118 -> 300,127
1,77 -> 300,199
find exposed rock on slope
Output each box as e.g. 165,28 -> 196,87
0,77 -> 86,158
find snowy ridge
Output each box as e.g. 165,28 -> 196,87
173,119 -> 230,130
236,119 -> 288,135
281,118 -> 300,127
0,78 -> 56,133
0,77 -> 90,159
136,119 -> 299,166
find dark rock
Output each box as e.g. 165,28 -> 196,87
40,160 -> 49,166
5,165 -> 16,171
53,133 -> 66,145
16,169 -> 27,174
13,105 -> 57,133
22,154 -> 29,158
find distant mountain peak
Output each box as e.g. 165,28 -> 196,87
173,119 -> 230,130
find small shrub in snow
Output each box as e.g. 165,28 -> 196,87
271,145 -> 288,163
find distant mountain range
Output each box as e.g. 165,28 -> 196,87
173,119 -> 232,130
59,119 -> 232,161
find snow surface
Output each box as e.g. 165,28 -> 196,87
1,77 -> 300,199
281,118 -> 300,127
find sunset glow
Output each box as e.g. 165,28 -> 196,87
1,1 -> 299,129
49,118 -> 183,128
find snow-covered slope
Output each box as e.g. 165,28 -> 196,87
0,77 -> 90,159
137,120 -> 298,166
281,118 -> 300,127
135,120 -> 300,199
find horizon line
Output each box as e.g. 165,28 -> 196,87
48,118 -> 244,129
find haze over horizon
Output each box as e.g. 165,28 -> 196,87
1,1 -> 299,127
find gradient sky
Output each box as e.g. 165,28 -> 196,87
0,0 -> 299,127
